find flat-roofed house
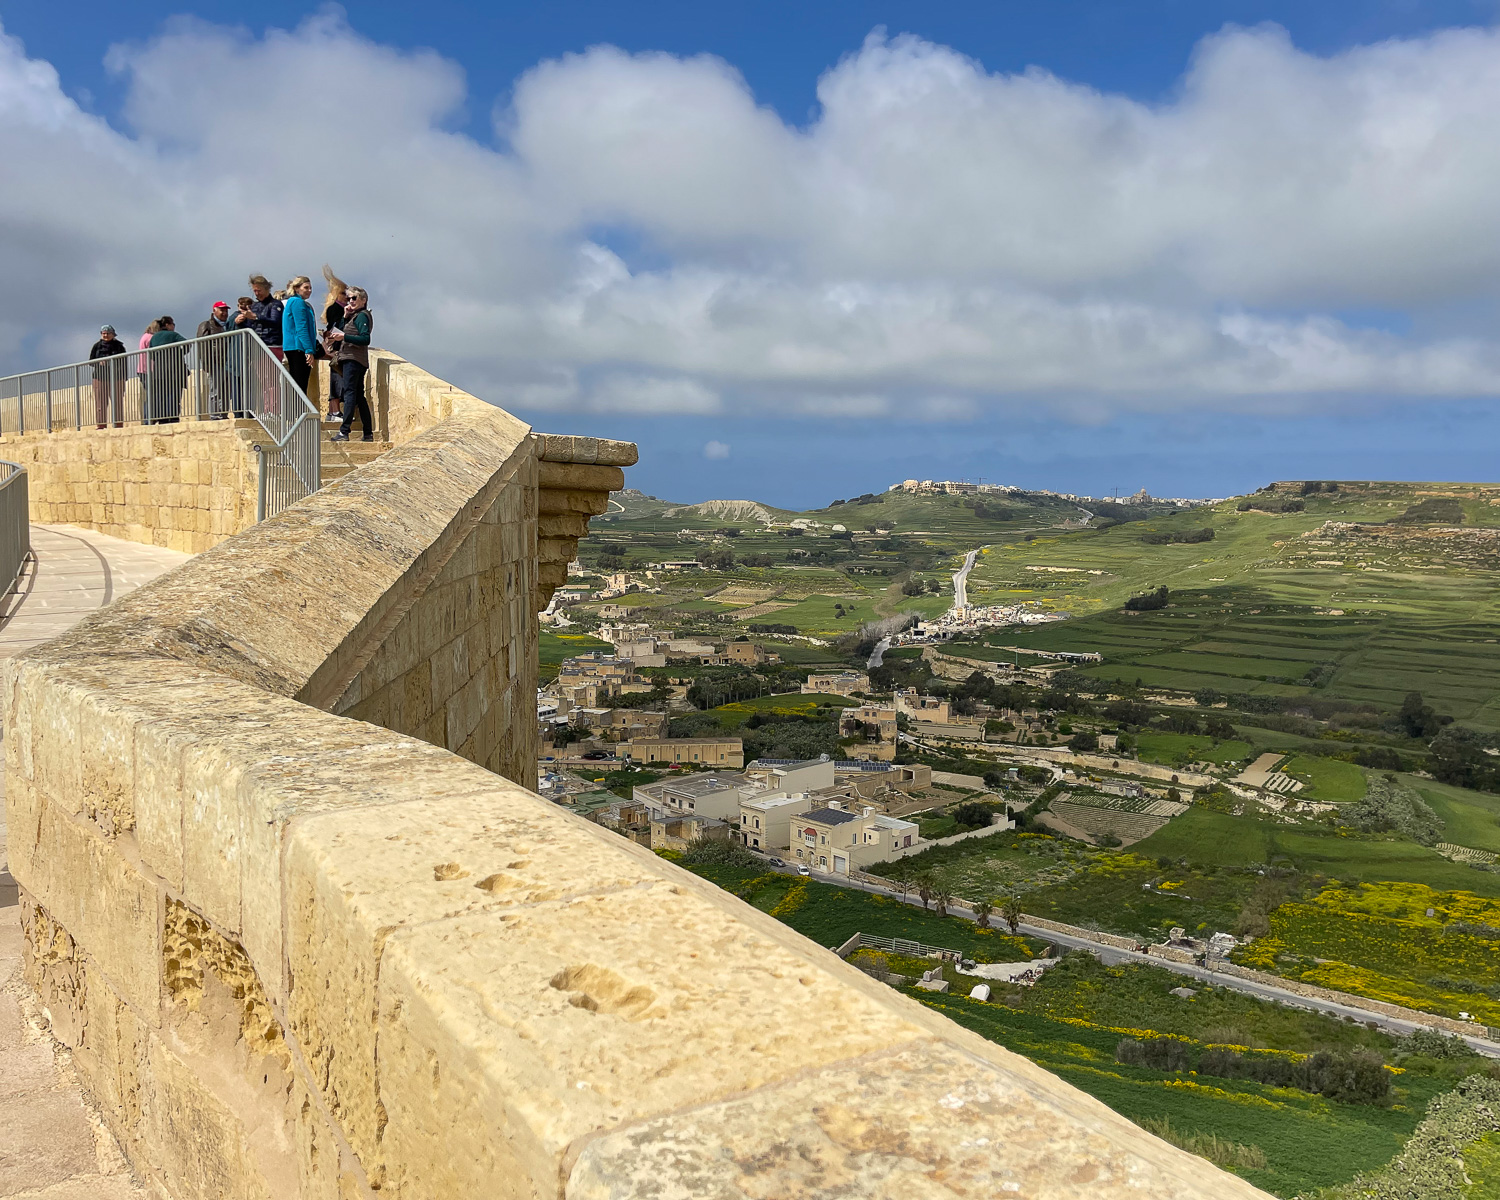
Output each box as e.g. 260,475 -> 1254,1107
633,772 -> 755,821
621,736 -> 744,767
789,802 -> 922,874
738,792 -> 814,852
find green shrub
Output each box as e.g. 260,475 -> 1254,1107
1340,777 -> 1442,845
679,838 -> 761,869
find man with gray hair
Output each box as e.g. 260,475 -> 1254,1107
234,274 -> 284,360
87,325 -> 127,428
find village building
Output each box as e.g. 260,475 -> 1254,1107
621,736 -> 745,767
838,703 -> 900,762
632,771 -> 756,820
801,671 -> 870,696
894,688 -> 951,724
738,792 -> 815,852
788,802 -> 922,874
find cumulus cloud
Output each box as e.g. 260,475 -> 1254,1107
2,14 -> 1500,416
703,440 -> 730,459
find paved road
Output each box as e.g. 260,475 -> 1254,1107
951,548 -> 979,611
759,859 -> 1500,1058
0,524 -> 186,1198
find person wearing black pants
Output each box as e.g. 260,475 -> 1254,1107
329,287 -> 374,442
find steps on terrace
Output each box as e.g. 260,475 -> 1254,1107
319,419 -> 394,484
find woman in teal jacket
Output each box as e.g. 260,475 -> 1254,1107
281,276 -> 318,396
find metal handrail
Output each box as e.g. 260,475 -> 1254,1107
0,329 -> 321,520
0,460 -> 30,601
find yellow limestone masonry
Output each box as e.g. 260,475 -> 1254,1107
3,354 -> 1270,1199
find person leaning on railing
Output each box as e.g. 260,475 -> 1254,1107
328,287 -> 373,442
147,317 -> 189,425
88,325 -> 128,429
195,302 -> 233,419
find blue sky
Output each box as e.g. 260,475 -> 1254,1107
3,2 -> 1500,507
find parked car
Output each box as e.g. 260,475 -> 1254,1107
769,858 -> 785,867
581,750 -> 611,760
797,865 -> 810,877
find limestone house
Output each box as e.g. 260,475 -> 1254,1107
839,701 -> 900,761
801,669 -> 870,695
1,347 -> 1269,1196
894,686 -> 951,723
632,771 -> 754,820
738,790 -> 815,851
790,802 -> 922,875
743,755 -> 837,793
619,733 -> 744,766
648,810 -> 730,852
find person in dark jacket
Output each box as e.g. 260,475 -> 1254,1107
195,302 -> 233,418
88,325 -> 128,428
147,317 -> 188,424
234,275 -> 284,358
320,265 -> 348,420
196,301 -> 229,341
329,287 -> 373,442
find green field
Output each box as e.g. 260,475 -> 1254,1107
1409,776 -> 1500,854
1282,754 -> 1368,802
917,989 -> 1448,1197
1134,731 -> 1255,768
1132,807 -> 1500,895
538,629 -> 612,679
702,692 -> 858,729
685,862 -> 1039,960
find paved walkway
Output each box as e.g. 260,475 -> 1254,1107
0,525 -> 187,1199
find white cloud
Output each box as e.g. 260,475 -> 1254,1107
703,440 -> 730,459
2,15 -> 1500,416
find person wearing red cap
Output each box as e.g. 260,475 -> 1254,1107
196,301 -> 233,418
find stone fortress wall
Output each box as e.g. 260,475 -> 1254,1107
3,354 -> 1268,1198
0,420 -> 264,553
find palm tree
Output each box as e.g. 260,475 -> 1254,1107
973,899 -> 993,929
916,873 -> 934,911
934,889 -> 952,919
1002,894 -> 1024,935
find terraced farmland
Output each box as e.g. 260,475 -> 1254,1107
955,481 -> 1500,727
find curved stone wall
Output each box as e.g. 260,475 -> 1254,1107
3,368 -> 1269,1198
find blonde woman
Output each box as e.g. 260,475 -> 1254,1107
280,275 -> 317,395
320,265 -> 348,419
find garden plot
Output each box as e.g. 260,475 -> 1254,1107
1048,800 -> 1171,844
1436,842 -> 1498,865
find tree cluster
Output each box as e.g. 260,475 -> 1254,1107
1140,528 -> 1214,545
1124,586 -> 1169,611
1236,497 -> 1305,513
1116,1039 -> 1391,1106
1340,776 -> 1442,844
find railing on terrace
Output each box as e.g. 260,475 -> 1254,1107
0,460 -> 29,597
0,329 -> 320,520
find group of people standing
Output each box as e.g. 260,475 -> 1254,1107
85,266 -> 373,440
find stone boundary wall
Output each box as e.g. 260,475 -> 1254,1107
1014,914 -> 1142,953
4,362 -> 1268,1197
0,420 -> 263,552
1213,962 -> 1488,1039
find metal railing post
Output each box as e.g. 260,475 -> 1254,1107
255,445 -> 268,522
